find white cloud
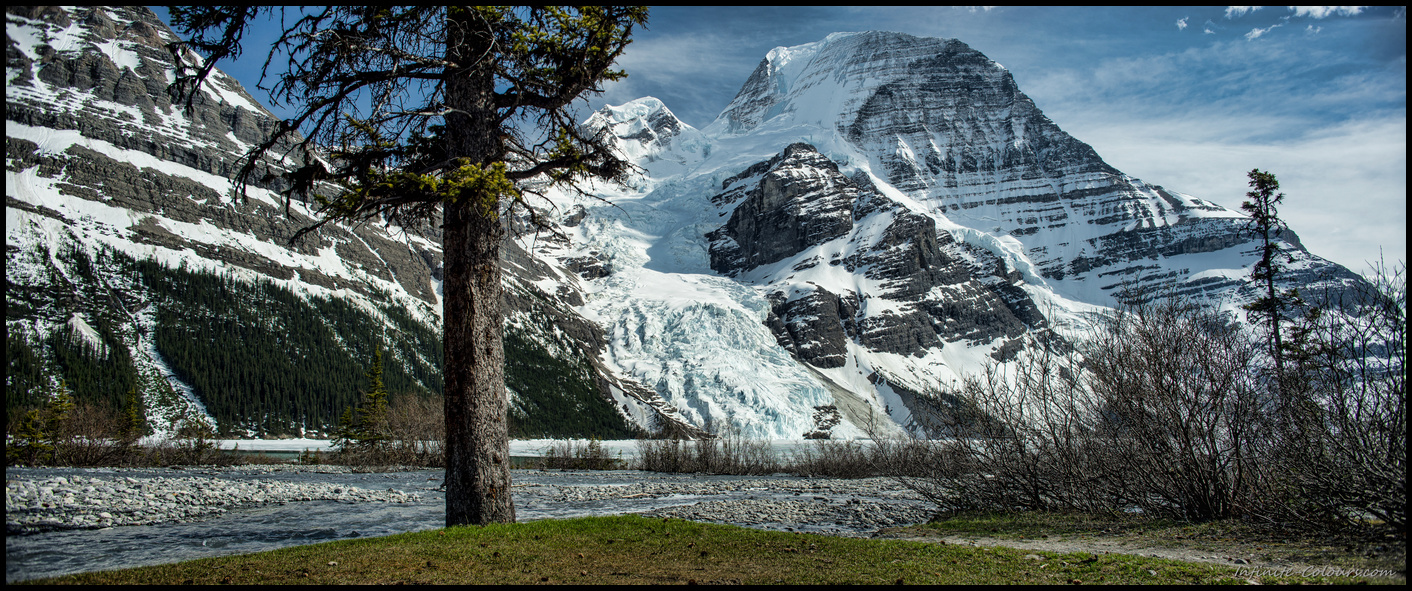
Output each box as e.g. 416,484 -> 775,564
1043,111 -> 1406,278
1305,24 -> 1322,34
1290,6 -> 1366,19
1019,36 -> 1405,277
1177,17 -> 1189,30
1245,23 -> 1283,40
593,32 -> 764,127
1225,6 -> 1261,19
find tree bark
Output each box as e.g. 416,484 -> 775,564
442,199 -> 513,526
442,8 -> 514,527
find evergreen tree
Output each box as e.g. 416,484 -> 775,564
9,409 -> 51,466
7,381 -> 75,466
168,6 -> 646,526
331,406 -> 358,450
43,381 -> 75,449
354,348 -> 390,449
1241,169 -> 1315,410
119,386 -> 145,445
1242,169 -> 1288,373
333,348 -> 395,453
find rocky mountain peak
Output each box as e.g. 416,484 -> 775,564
550,29 -> 1366,438
706,141 -> 1045,373
697,29 -> 1360,310
711,32 -> 991,134
584,96 -> 707,173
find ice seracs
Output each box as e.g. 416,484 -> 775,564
553,30 -> 1367,438
8,11 -> 1367,439
6,6 -> 697,439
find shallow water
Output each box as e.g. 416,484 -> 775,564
7,467 -> 918,582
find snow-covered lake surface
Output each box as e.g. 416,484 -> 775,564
6,463 -> 929,583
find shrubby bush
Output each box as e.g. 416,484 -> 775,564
328,392 -> 444,468
5,382 -> 234,467
895,262 -> 1405,534
1264,260 -> 1406,531
634,428 -> 779,475
539,437 -> 625,470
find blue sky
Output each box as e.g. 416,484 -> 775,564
154,6 -> 1406,277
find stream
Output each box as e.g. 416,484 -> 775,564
7,465 -> 933,582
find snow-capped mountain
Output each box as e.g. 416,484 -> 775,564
7,12 -> 1365,441
5,6 -> 699,438
537,31 -> 1367,438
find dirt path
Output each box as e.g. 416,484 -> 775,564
872,527 -> 1405,580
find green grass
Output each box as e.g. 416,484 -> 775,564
19,515 -> 1393,585
893,510 -> 1405,578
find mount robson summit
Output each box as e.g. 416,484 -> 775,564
6,8 -> 1366,440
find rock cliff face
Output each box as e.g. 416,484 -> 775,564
9,14 -> 1368,439
7,6 -> 440,305
709,31 -> 1361,304
542,31 -> 1366,438
5,6 -> 698,438
708,143 -> 1042,368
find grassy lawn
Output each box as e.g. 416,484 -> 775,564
20,515 -> 1394,585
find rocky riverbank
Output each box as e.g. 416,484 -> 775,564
9,466 -> 944,583
6,466 -> 422,534
544,476 -> 934,534
8,466 -> 935,537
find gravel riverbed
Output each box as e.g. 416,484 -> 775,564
8,465 -> 936,582
6,465 -> 421,534
8,465 -> 934,537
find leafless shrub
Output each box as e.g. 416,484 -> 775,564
634,436 -> 697,473
539,438 -> 625,470
711,429 -> 779,474
144,417 -> 234,466
634,427 -> 780,475
331,393 -> 445,467
890,296 -> 1274,521
51,400 -> 127,467
888,331 -> 1118,515
788,439 -> 879,478
386,393 -> 445,466
1268,260 -> 1406,531
1084,297 -> 1267,520
787,437 -> 950,479
890,272 -> 1405,535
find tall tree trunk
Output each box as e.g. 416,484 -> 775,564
442,7 -> 514,526
442,200 -> 513,526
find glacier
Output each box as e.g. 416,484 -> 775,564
538,31 -> 1366,439
7,14 -> 1367,440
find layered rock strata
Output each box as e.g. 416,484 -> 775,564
709,143 -> 1045,367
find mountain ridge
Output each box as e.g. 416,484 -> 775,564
545,29 -> 1366,438
7,12 -> 1367,440
5,6 -> 700,439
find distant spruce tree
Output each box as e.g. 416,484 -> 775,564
118,386 -> 146,446
1241,169 -> 1317,407
6,381 -> 75,466
167,6 -> 646,525
355,348 -> 390,448
334,349 -> 391,452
